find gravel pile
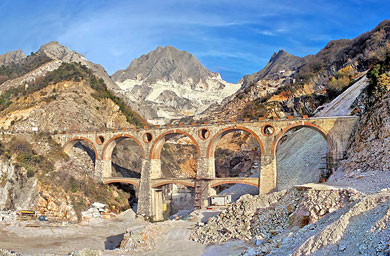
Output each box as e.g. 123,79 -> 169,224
191,186 -> 360,245
0,249 -> 19,256
242,190 -> 390,256
119,222 -> 172,253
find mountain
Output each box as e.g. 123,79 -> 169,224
190,49 -> 307,121
197,19 -> 390,121
0,49 -> 26,66
112,45 -> 240,124
37,41 -> 120,90
239,50 -> 306,88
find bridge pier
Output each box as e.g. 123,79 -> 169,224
95,159 -> 112,179
195,157 -> 216,208
259,154 -> 277,194
196,157 -> 215,178
137,159 -> 153,218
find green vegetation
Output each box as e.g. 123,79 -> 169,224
6,137 -> 54,177
295,39 -> 351,85
367,55 -> 390,98
328,66 -> 356,92
41,170 -> 129,219
0,54 -> 52,85
0,62 -> 147,127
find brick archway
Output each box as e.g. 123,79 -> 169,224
210,180 -> 259,188
206,126 -> 265,158
63,137 -> 98,160
151,180 -> 195,188
149,130 -> 201,160
271,122 -> 332,156
101,134 -> 145,160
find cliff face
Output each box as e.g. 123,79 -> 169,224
343,92 -> 390,173
112,46 -> 240,124
0,160 -> 38,210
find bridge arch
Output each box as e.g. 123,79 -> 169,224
207,126 -> 264,158
63,137 -> 98,162
271,122 -> 332,156
101,134 -> 145,179
149,130 -> 200,160
151,180 -> 195,188
273,122 -> 331,191
210,180 -> 259,188
101,134 -> 145,160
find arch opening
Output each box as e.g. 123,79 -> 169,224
198,128 -> 210,140
150,131 -> 200,220
102,135 -> 144,178
63,138 -> 96,173
150,131 -> 200,178
209,127 -> 262,200
275,125 -> 330,191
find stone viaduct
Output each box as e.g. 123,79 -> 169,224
52,115 -> 358,221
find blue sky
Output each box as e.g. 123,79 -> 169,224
0,0 -> 389,83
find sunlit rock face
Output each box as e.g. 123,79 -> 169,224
112,45 -> 241,124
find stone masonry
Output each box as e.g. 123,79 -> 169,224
51,116 -> 358,220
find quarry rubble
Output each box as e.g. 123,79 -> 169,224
190,186 -> 390,256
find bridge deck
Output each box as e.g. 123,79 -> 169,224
102,177 -> 259,188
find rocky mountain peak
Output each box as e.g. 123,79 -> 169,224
269,50 -> 295,63
112,45 -> 218,86
37,41 -> 75,60
0,49 -> 26,66
36,41 -> 119,90
112,46 -> 240,124
239,49 -> 304,88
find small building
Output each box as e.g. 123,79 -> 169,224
210,194 -> 232,206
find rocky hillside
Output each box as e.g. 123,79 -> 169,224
112,45 -> 240,124
197,19 -> 390,121
0,59 -> 147,221
240,50 -> 306,89
341,56 -> 390,173
0,62 -> 146,131
191,186 -> 390,256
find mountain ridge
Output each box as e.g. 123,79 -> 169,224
193,19 -> 390,122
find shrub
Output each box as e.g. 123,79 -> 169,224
27,169 -> 35,178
